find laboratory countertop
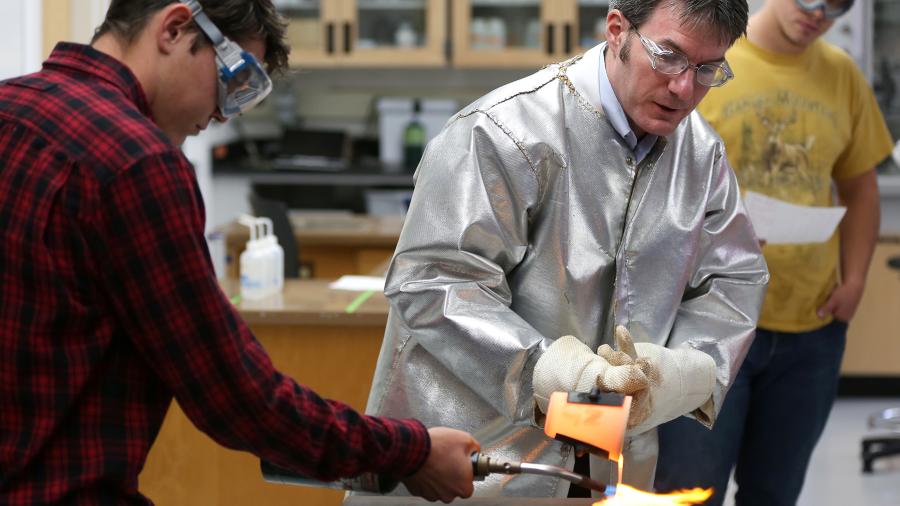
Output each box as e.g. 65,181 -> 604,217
220,278 -> 389,327
219,213 -> 404,247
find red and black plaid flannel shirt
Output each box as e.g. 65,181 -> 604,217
0,43 -> 429,505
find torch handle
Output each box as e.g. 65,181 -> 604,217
470,453 -> 616,496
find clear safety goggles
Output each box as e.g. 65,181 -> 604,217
793,0 -> 855,18
637,32 -> 733,88
180,0 -> 272,118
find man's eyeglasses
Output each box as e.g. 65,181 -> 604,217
794,0 -> 855,19
635,31 -> 733,88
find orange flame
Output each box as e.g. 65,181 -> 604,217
594,484 -> 712,505
593,455 -> 712,505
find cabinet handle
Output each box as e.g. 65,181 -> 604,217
546,23 -> 555,55
344,22 -> 352,53
326,23 -> 335,54
564,23 -> 572,54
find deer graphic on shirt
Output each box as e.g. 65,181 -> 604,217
759,111 -> 816,185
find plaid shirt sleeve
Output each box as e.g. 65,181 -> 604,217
86,149 -> 429,481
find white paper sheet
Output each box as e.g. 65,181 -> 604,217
743,191 -> 846,245
329,275 -> 386,292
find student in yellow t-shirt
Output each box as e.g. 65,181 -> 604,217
654,0 -> 893,505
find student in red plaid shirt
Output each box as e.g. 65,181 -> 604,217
0,1 -> 479,504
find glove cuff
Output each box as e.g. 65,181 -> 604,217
627,343 -> 717,435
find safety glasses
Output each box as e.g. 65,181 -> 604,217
636,31 -> 733,88
793,0 -> 855,19
180,0 -> 273,118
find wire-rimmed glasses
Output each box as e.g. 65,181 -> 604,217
635,31 -> 734,88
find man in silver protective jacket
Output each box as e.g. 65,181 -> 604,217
366,0 -> 768,497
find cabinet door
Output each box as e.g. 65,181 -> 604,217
842,240 -> 900,376
341,0 -> 447,67
572,0 -> 610,55
452,0 -> 560,68
279,0 -> 343,67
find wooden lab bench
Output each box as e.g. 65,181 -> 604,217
139,279 -> 389,506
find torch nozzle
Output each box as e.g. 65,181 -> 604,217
471,453 -> 616,496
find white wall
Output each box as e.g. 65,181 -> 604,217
0,0 -> 42,80
182,123 -> 243,232
70,0 -> 110,43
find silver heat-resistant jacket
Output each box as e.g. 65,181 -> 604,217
366,45 -> 768,497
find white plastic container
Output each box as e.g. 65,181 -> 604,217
239,215 -> 285,300
258,217 -> 284,295
239,216 -> 269,300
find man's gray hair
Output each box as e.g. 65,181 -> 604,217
610,0 -> 748,46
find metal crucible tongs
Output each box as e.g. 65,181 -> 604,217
471,453 -> 617,497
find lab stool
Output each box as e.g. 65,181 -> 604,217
862,407 -> 900,472
860,255 -> 900,473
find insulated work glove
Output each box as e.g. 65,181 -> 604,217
597,326 -> 659,428
603,326 -> 717,436
532,335 -> 652,416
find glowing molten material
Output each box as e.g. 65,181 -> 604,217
593,455 -> 712,505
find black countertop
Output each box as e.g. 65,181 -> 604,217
213,159 -> 415,187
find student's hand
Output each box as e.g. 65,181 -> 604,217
402,427 -> 480,503
817,279 -> 865,322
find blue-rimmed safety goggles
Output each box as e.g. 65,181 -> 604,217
180,0 -> 272,118
794,0 -> 855,18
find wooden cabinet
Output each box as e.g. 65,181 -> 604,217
450,0 -> 609,68
281,0 -> 342,66
572,0 -> 610,55
451,0 -> 552,68
281,0 -> 447,68
139,280 -> 391,506
280,0 -> 612,69
842,239 -> 900,376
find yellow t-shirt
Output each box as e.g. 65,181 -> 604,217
699,37 -> 893,332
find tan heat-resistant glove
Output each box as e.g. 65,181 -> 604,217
532,335 -> 652,415
604,326 -> 717,436
597,326 -> 660,428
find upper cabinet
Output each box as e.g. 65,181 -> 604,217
277,0 -> 609,68
573,0 -> 610,55
280,0 -> 339,66
451,0 -> 553,68
451,0 -> 609,68
278,0 -> 447,67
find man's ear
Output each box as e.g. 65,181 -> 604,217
605,9 -> 627,54
156,3 -> 195,55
